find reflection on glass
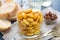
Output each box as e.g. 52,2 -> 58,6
41,0 -> 51,7
29,0 -> 42,10
23,35 -> 41,40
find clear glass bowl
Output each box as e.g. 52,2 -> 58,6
17,9 -> 43,38
45,19 -> 57,25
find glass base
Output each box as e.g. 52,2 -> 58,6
22,34 -> 40,38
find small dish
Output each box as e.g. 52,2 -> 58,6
44,11 -> 57,25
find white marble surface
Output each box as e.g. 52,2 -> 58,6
2,7 -> 60,40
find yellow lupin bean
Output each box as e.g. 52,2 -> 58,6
21,21 -> 26,27
26,32 -> 33,36
34,26 -> 40,30
36,16 -> 40,22
25,9 -> 32,13
23,19 -> 29,25
27,14 -> 34,18
40,14 -> 43,23
22,12 -> 27,19
34,29 -> 40,35
29,24 -> 33,27
17,13 -> 22,20
27,27 -> 33,29
34,13 -> 40,20
27,29 -> 35,33
27,18 -> 34,22
31,21 -> 37,25
21,30 -> 27,35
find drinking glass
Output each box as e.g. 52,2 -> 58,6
29,0 -> 42,10
17,9 -> 43,38
41,0 -> 51,7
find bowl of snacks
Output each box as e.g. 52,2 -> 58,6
44,11 -> 57,24
17,9 -> 43,38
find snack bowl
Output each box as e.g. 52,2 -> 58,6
44,11 -> 57,25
